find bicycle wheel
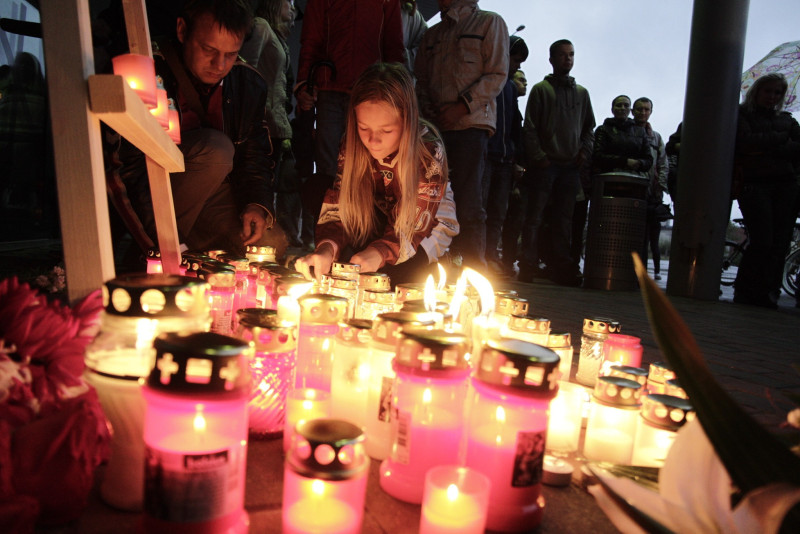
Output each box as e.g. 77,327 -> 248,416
720,240 -> 742,286
782,247 -> 800,298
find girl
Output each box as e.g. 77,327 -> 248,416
295,63 -> 458,284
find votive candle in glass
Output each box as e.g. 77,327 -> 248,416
463,338 -> 560,532
419,465 -> 491,534
146,247 -> 163,274
275,276 -> 313,321
394,282 -> 424,311
327,276 -> 359,319
166,97 -> 181,144
602,333 -> 643,370
503,315 -> 550,346
283,419 -> 369,534
217,254 -> 250,331
546,332 -> 574,382
546,380 -> 585,456
575,317 -> 621,387
284,388 -> 331,452
331,261 -> 361,282
330,319 -> 373,429
150,76 -> 169,128
631,394 -> 694,467
583,376 -> 643,465
245,244 -> 277,263
112,53 -> 157,108
142,332 -> 251,533
647,361 -> 676,394
245,261 -> 274,308
356,272 -> 393,320
198,263 -> 237,336
294,294 -> 348,392
606,364 -> 648,388
379,329 -> 470,504
256,263 -> 293,310
665,378 -> 688,399
493,294 -> 529,329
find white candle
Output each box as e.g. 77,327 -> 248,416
583,428 -> 634,464
277,295 -> 301,324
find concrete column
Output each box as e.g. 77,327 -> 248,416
666,0 -> 749,300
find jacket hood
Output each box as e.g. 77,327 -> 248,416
444,0 -> 479,19
544,74 -> 576,88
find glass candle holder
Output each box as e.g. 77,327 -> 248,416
394,282 -> 424,311
274,276 -> 313,320
331,261 -> 361,282
256,263 -> 294,310
602,333 -> 643,370
146,247 -> 163,274
365,312 -> 435,460
166,97 -> 181,144
546,332 -> 573,381
217,255 -> 250,330
356,272 -> 393,320
150,76 -> 169,128
283,419 -> 369,534
575,317 -> 621,387
379,329 -> 470,504
112,53 -> 157,108
503,315 -> 550,346
198,264 -> 237,336
607,364 -> 648,388
632,394 -> 694,467
420,465 -> 491,534
583,376 -> 643,465
236,309 -> 298,440
294,294 -> 348,392
181,252 -> 212,278
142,332 -> 251,533
245,261 -> 274,308
493,295 -> 529,329
546,380 -> 585,456
83,274 -> 211,511
463,338 -> 560,532
245,244 -> 276,263
284,388 -> 331,452
647,361 -> 676,394
665,378 -> 688,399
327,276 -> 359,319
330,319 -> 373,428
400,299 -> 452,330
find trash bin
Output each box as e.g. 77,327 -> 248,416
583,172 -> 648,291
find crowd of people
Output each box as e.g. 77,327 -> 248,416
3,0 -> 799,305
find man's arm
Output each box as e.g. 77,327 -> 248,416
578,89 -> 596,166
522,85 -> 549,167
457,14 -> 509,116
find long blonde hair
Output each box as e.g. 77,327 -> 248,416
742,72 -> 789,113
338,63 -> 444,249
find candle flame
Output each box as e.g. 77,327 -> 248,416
496,405 -> 506,423
600,358 -> 622,377
302,400 -> 313,410
424,275 -> 436,313
448,271 -> 468,319
436,263 -> 447,291
311,479 -> 326,496
422,387 -> 432,404
193,405 -> 206,433
304,389 -> 318,400
446,483 -> 459,501
288,281 -> 314,300
464,268 -> 494,317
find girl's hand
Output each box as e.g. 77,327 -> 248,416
295,245 -> 334,282
350,247 -> 383,273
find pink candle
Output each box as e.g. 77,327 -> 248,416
112,53 -> 157,108
294,294 -> 348,392
602,333 -> 643,368
166,98 -> 181,144
150,86 -> 169,128
420,466 -> 491,534
284,388 -> 330,451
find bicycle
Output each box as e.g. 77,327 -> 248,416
721,219 -> 748,287
781,221 -> 800,298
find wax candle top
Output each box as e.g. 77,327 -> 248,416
507,315 -> 550,335
592,376 -> 642,408
103,273 -> 210,317
288,419 -> 368,480
297,294 -> 349,324
640,394 -> 694,430
358,272 -> 392,292
475,338 -> 560,396
149,332 -> 251,396
395,328 -> 468,371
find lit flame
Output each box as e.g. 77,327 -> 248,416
448,271 -> 468,319
424,274 -> 437,313
288,281 -> 314,300
446,483 -> 459,501
465,268 -> 495,317
600,358 -> 622,377
193,404 -> 206,433
422,387 -> 432,404
311,479 -> 326,496
436,263 -> 447,291
496,405 -> 506,423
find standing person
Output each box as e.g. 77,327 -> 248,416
415,0 -> 509,270
592,95 -> 652,175
517,39 -> 595,286
734,73 -> 800,308
483,35 -> 528,274
633,97 -> 669,280
112,0 -> 282,257
401,1 -> 428,74
295,63 -> 459,285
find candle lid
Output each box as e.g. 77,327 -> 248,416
582,317 -> 621,335
494,289 -> 518,298
245,245 -> 276,262
238,313 -> 297,352
197,266 -> 236,288
400,299 -> 450,314
235,307 -> 277,329
205,249 -> 228,259
665,378 -> 688,399
372,311 -> 435,345
297,293 -> 348,324
257,263 -> 293,283
546,332 -> 571,349
103,273 -> 210,317
148,332 -> 250,396
331,261 -> 361,280
647,361 -> 675,384
507,315 -> 550,335
288,419 -> 368,480
394,282 -> 425,303
395,329 -> 468,371
182,252 -> 213,275
146,247 -> 160,260
274,276 -> 313,297
359,271 -> 391,291
337,319 -> 373,345
476,338 -> 560,396
495,295 -> 529,317
248,260 -> 278,277
608,365 -> 648,387
217,255 -> 249,272
329,276 -> 358,291
592,376 -> 643,408
363,289 -> 395,305
640,393 -> 694,430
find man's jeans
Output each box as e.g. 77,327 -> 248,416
520,162 -> 581,273
442,128 -> 489,269
482,157 -> 514,262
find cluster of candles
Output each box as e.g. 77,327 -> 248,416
83,245 -> 693,533
111,53 -> 181,143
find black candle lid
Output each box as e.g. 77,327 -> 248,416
395,329 -> 469,371
297,293 -> 349,324
102,273 -> 210,317
640,393 -> 694,430
371,311 -> 435,345
475,338 -> 560,397
592,375 -> 643,408
337,319 -> 373,345
287,419 -> 368,481
148,332 -> 250,396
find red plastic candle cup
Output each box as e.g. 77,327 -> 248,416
112,53 -> 157,108
420,465 -> 491,534
282,419 -> 368,534
602,333 -> 643,369
379,329 -> 470,504
294,294 -> 348,392
142,332 -> 251,534
464,338 -> 560,532
166,98 -> 181,144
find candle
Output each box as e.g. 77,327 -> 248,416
542,455 -> 574,487
166,98 -> 181,144
631,394 -> 693,467
150,86 -> 169,128
284,498 -> 360,534
582,376 -> 642,465
330,320 -> 373,428
546,381 -> 584,455
602,333 -> 643,369
420,466 -> 491,534
294,294 -> 348,392
284,388 -> 330,451
583,428 -> 635,464
112,53 -> 157,108
575,317 -> 621,387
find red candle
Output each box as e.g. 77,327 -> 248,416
112,53 -> 157,108
150,87 -> 169,128
166,98 -> 181,144
602,333 -> 643,369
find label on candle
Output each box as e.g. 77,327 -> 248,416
144,446 -> 242,522
511,431 -> 545,488
377,376 -> 393,422
392,410 -> 412,464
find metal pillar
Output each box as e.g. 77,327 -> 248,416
666,0 -> 749,300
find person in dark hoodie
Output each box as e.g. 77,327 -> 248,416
517,39 -> 595,286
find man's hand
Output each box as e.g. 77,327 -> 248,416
295,244 -> 335,283
435,101 -> 469,131
240,205 -> 270,245
350,247 -> 383,273
296,85 -> 317,112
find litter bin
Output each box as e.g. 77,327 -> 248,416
583,172 -> 648,290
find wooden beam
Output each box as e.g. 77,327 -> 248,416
122,0 -> 153,56
88,74 -> 185,173
145,158 -> 182,274
40,0 -> 116,304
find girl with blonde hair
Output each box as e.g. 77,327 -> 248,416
296,62 -> 458,284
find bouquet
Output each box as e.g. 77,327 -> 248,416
0,277 -> 110,530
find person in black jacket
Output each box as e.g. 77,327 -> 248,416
591,95 -> 652,175
113,0 -> 281,257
